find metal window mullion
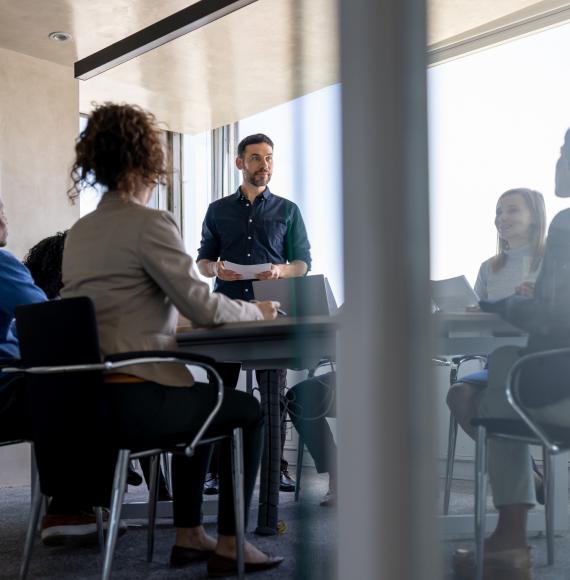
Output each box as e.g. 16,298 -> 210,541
230,122 -> 240,192
169,132 -> 183,230
212,124 -> 235,200
211,127 -> 223,201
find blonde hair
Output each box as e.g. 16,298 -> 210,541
490,188 -> 546,273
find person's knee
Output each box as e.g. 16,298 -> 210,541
446,382 -> 472,414
235,390 -> 264,427
285,384 -> 299,403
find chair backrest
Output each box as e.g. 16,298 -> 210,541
15,296 -> 101,367
15,297 -> 115,505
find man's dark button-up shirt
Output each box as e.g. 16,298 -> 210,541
197,187 -> 312,300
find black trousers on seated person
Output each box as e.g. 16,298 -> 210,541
285,372 -> 337,479
0,374 -> 29,441
110,381 -> 263,535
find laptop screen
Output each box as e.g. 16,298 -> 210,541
252,274 -> 337,317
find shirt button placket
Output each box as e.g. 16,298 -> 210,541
247,206 -> 254,264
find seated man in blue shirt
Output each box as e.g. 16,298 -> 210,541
0,198 -> 47,437
197,133 -> 312,492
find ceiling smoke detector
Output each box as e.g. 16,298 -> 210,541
48,31 -> 72,42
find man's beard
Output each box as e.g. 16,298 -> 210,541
246,171 -> 270,187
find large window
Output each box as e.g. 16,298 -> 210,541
429,22 -> 570,285
237,84 -> 344,303
181,131 -> 213,262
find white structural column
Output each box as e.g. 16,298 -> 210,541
337,1 -> 440,579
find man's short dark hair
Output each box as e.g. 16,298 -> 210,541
237,134 -> 274,158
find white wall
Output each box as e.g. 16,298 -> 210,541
0,46 -> 80,486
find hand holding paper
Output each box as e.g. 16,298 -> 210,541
223,261 -> 272,281
216,261 -> 242,281
255,264 -> 282,280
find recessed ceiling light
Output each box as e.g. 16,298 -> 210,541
48,31 -> 72,42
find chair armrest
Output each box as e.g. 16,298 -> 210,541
0,358 -> 21,369
105,350 -> 225,458
307,358 -> 335,378
506,347 -> 570,452
105,350 -> 216,367
13,350 -> 226,458
451,354 -> 487,366
449,354 -> 488,384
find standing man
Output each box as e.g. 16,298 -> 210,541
197,133 -> 312,497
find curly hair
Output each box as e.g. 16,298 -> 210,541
23,231 -> 67,299
68,103 -> 168,202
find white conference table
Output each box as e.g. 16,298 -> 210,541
435,312 -> 569,537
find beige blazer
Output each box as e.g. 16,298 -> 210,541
61,193 -> 263,386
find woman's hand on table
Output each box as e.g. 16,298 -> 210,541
255,301 -> 280,320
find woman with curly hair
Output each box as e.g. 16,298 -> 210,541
60,103 -> 283,575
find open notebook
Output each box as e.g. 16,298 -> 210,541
431,275 -> 479,313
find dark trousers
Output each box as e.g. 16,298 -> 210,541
0,374 -> 29,441
111,381 -> 263,535
208,364 -> 289,474
0,375 -> 101,514
285,372 -> 337,478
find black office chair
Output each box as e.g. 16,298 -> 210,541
7,297 -> 246,580
293,358 -> 335,503
471,347 -> 570,580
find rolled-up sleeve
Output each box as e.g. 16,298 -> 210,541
286,204 -> 312,270
196,205 -> 220,262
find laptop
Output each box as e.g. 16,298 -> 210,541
253,274 -> 338,317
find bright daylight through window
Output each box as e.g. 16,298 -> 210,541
429,21 -> 570,285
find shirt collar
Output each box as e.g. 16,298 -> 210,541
235,186 -> 272,202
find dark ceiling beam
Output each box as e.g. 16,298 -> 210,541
74,0 -> 258,80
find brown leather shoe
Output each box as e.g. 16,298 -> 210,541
170,544 -> 214,567
452,546 -> 532,580
207,552 -> 284,577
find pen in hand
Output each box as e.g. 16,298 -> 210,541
250,299 -> 288,317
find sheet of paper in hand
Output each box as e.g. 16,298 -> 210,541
431,275 -> 479,313
223,261 -> 272,280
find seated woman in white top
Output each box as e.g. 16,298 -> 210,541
453,130 -> 570,580
446,188 -> 546,440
